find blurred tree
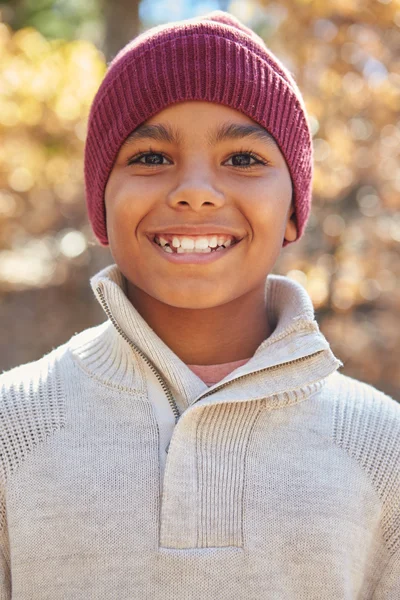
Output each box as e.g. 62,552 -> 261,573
0,0 -> 140,60
0,0 -> 103,44
100,0 -> 140,61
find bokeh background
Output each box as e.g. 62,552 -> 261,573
0,0 -> 399,399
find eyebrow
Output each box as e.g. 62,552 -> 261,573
121,121 -> 278,149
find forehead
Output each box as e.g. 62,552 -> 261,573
120,102 -> 278,150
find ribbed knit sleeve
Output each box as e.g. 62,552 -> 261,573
0,489 -> 10,600
372,546 -> 400,599
0,349 -> 66,600
0,382 -> 13,600
0,351 -> 65,484
330,372 -> 400,596
0,542 -> 10,599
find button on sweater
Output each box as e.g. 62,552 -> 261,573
0,263 -> 399,599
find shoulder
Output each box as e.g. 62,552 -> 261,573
0,322 -> 108,397
325,371 -> 400,456
325,371 -> 400,552
325,370 -> 400,434
0,334 -> 72,404
0,328 -> 97,483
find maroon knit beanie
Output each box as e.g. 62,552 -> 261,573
84,10 -> 313,247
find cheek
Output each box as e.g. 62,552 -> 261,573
261,169 -> 293,204
236,171 -> 292,226
105,177 -> 150,239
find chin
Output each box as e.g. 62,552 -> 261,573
153,286 -> 230,310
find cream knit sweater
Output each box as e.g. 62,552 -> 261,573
0,264 -> 399,599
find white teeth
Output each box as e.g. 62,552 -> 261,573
163,246 -> 173,253
180,237 -> 195,250
194,238 -> 209,250
155,234 -> 237,251
176,247 -> 211,253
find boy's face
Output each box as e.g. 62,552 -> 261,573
104,101 -> 296,310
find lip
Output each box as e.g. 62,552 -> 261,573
147,235 -> 243,264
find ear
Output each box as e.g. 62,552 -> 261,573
284,204 -> 297,243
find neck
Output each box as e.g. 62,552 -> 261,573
125,281 -> 271,365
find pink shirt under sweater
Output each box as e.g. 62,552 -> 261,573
187,358 -> 251,386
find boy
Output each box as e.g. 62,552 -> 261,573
1,10 -> 399,599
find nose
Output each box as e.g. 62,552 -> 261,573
166,169 -> 225,212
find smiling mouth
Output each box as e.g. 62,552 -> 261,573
151,233 -> 240,254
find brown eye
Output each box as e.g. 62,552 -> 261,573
224,151 -> 268,170
127,151 -> 169,166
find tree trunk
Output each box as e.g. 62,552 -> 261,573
101,0 -> 140,63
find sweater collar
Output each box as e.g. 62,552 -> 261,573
71,264 -> 342,413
